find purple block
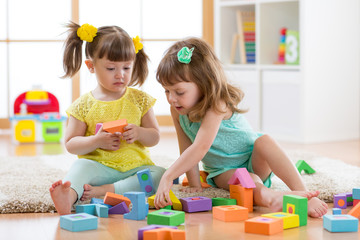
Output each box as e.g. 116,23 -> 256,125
109,201 -> 129,214
138,225 -> 177,240
179,196 -> 212,213
334,194 -> 347,209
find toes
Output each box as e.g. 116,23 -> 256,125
63,181 -> 71,188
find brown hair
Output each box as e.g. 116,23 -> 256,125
156,37 -> 246,122
62,22 -> 149,86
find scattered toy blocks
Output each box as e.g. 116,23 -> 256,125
354,199 -> 360,207
229,184 -> 253,212
180,197 -> 212,213
283,195 -> 307,226
334,193 -> 347,209
346,192 -> 353,206
143,228 -> 186,240
244,216 -> 283,235
212,197 -> 237,206
102,119 -> 128,134
353,188 -> 360,200
332,208 -> 342,215
76,204 -> 108,218
124,192 -> 149,220
104,192 -> 131,208
323,214 -> 359,232
90,198 -> 112,208
109,201 -> 129,214
138,225 -> 178,240
182,171 -> 211,188
147,209 -> 185,226
227,168 -> 256,188
261,212 -> 299,229
295,160 -> 315,174
169,190 -> 182,211
213,205 -> 248,222
60,213 -> 98,232
348,200 -> 360,218
137,168 -> 155,196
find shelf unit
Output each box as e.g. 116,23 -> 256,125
214,0 -> 360,143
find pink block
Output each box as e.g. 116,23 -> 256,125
95,123 -> 103,134
227,168 -> 256,188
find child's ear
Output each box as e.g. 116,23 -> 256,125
85,59 -> 95,73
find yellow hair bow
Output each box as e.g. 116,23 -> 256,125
132,36 -> 143,54
77,24 -> 97,43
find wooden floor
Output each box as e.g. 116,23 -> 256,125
0,129 -> 360,240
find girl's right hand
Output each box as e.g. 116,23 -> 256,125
95,126 -> 122,151
154,175 -> 173,209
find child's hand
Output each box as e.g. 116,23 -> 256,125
122,124 -> 140,144
95,126 -> 122,151
154,176 -> 173,209
180,186 -> 203,193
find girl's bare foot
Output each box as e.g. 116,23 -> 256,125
80,184 -> 114,201
49,180 -> 75,215
308,197 -> 328,217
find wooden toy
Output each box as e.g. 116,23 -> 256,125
353,188 -> 360,199
109,201 -> 130,214
332,208 -> 342,215
60,213 -> 98,232
137,168 -> 155,196
323,214 -> 359,232
229,184 -> 253,212
295,160 -> 315,174
102,119 -> 128,134
179,197 -> 212,213
346,192 -> 353,206
138,225 -> 178,240
76,204 -> 108,218
147,209 -> 185,226
283,195 -> 307,226
227,168 -> 256,188
213,205 -> 248,222
124,192 -> 149,220
169,190 -> 182,211
261,212 -> 299,229
104,192 -> 131,208
212,197 -> 237,206
244,216 -> 283,235
181,171 -> 211,188
348,200 -> 360,218
333,193 -> 347,209
143,228 -> 185,240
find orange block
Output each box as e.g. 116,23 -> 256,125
143,228 -> 185,240
181,171 -> 211,188
348,200 -> 360,218
103,119 -> 128,133
229,184 -> 253,212
245,216 -> 283,235
103,192 -> 131,207
213,205 -> 248,222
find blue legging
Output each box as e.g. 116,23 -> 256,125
63,158 -> 166,201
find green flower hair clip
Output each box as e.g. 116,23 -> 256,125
177,47 -> 194,64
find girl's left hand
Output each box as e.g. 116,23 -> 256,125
122,124 -> 139,144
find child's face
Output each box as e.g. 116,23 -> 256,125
163,81 -> 202,115
87,58 -> 134,95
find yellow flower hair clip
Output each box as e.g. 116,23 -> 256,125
132,36 -> 143,54
77,23 -> 97,43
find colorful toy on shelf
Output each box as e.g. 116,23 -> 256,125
277,28 -> 287,64
10,90 -> 66,143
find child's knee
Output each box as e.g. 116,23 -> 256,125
150,167 -> 166,186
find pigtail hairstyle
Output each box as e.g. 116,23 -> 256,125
62,22 -> 83,78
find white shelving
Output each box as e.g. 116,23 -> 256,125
215,0 -> 360,143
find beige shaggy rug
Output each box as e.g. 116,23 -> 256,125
0,151 -> 359,213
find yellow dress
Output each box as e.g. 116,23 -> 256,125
66,87 -> 156,172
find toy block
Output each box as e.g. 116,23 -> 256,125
179,196 -> 212,213
283,195 -> 308,226
148,194 -> 156,208
104,192 -> 131,208
346,192 -> 353,206
354,199 -> 360,207
76,204 -> 108,218
109,201 -> 130,214
137,168 -> 155,196
348,200 -> 360,218
323,214 -> 359,232
199,171 -> 212,188
173,177 -> 179,184
227,168 -> 256,188
212,197 -> 237,206
169,190 -> 182,211
124,192 -> 149,220
147,209 -> 185,226
333,208 -> 342,215
182,174 -> 211,188
138,225 -> 177,240
95,123 -> 103,134
229,184 -> 253,212
261,212 -> 299,229
90,198 -> 113,208
213,205 -> 248,222
143,228 -> 185,240
102,119 -> 128,134
60,213 -> 98,232
95,204 -> 109,218
295,160 -> 315,174
333,193 -> 347,209
244,216 -> 283,235
353,188 -> 360,199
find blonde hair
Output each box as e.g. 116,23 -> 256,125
62,22 -> 149,87
156,37 -> 246,122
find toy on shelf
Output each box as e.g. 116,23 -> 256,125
277,28 -> 287,64
10,90 -> 66,143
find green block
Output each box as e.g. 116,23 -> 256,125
285,30 -> 300,65
42,121 -> 63,142
147,209 -> 185,226
283,195 -> 308,226
212,198 -> 237,206
296,160 -> 316,174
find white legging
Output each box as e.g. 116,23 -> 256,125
63,158 -> 166,200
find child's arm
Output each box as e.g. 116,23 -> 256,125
65,115 -> 121,155
122,107 -> 160,147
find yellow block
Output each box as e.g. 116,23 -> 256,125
169,190 -> 182,211
261,212 -> 299,229
148,194 -> 156,207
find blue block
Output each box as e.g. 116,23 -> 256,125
323,214 -> 358,232
137,168 -> 155,196
95,204 -> 108,218
90,198 -> 112,208
124,192 -> 149,220
173,177 -> 179,184
76,204 -> 96,215
60,213 -> 98,232
332,208 -> 342,215
353,188 -> 360,200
